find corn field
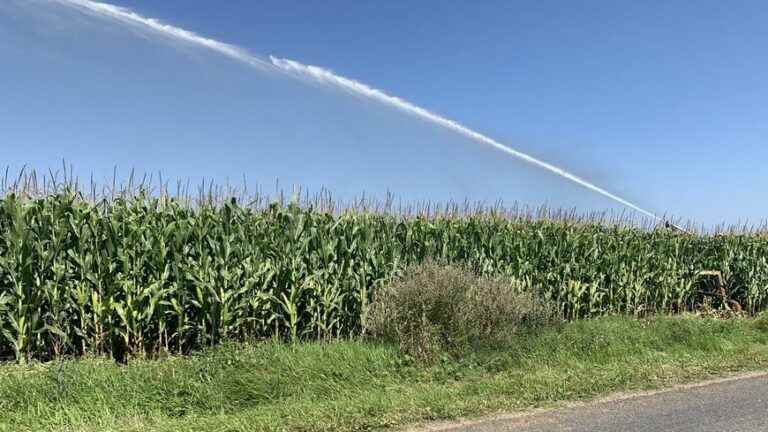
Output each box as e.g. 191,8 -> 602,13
2,176 -> 768,361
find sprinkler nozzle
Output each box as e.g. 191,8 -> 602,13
664,221 -> 690,234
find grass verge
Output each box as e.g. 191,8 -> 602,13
2,314 -> 768,432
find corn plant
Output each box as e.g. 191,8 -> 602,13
1,185 -> 768,362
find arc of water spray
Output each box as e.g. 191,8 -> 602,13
49,0 -> 663,222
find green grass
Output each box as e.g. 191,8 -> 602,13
2,314 -> 768,432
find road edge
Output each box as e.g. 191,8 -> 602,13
405,369 -> 768,432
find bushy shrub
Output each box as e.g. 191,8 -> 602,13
365,261 -> 555,360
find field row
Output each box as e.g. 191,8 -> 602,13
2,193 -> 768,361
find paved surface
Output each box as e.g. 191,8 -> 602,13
441,374 -> 768,432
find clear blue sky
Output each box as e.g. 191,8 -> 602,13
2,0 -> 767,227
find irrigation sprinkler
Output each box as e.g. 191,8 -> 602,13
665,220 -> 691,234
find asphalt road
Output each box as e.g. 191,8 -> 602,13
440,374 -> 768,432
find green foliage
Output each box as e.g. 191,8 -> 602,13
1,316 -> 768,431
366,261 -> 555,360
1,192 -> 768,361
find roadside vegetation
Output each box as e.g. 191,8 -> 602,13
2,314 -> 767,431
2,174 -> 768,431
